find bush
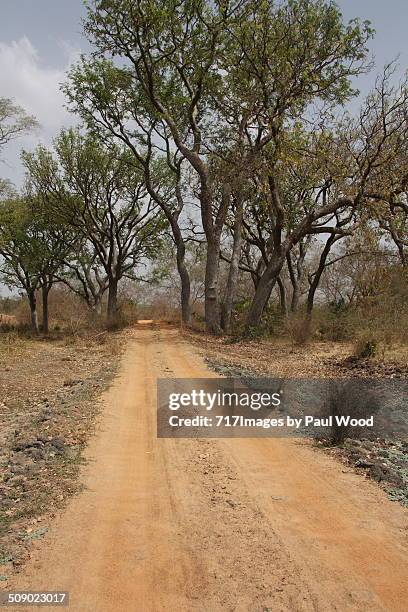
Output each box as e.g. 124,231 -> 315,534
321,380 -> 381,445
354,336 -> 378,359
286,314 -> 312,345
313,303 -> 352,342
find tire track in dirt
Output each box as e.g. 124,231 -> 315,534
8,325 -> 408,611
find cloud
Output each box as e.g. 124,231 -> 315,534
58,39 -> 83,67
0,36 -> 78,185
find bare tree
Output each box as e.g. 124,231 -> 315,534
244,69 -> 408,331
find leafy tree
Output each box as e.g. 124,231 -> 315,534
0,97 -> 38,154
57,240 -> 109,313
23,129 -> 166,326
64,58 -> 196,325
65,0 -> 373,333
243,66 -> 408,331
0,196 -> 74,333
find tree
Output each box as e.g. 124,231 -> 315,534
23,129 -> 165,326
0,196 -> 74,333
216,0 -> 372,331
305,213 -> 356,319
62,59 -> 194,323
286,238 -> 312,313
0,198 -> 41,332
377,206 -> 407,266
58,241 -> 109,313
243,65 -> 408,331
0,98 -> 38,154
221,189 -> 245,332
68,0 -> 372,333
76,0 -> 234,333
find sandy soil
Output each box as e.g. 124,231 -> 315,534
8,325 -> 408,611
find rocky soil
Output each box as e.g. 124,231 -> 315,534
0,331 -> 122,579
320,438 -> 408,507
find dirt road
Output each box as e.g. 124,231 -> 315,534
10,326 -> 408,611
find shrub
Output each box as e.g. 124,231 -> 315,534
320,380 -> 381,445
354,336 -> 378,359
286,314 -> 312,345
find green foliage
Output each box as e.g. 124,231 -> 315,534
23,128 -> 167,288
0,196 -> 74,296
354,336 -> 378,359
7,0 -> 405,339
224,0 -> 373,111
0,97 -> 38,154
67,0 -> 373,172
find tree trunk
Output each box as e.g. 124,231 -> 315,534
173,228 -> 191,325
291,284 -> 300,312
221,197 -> 244,332
94,297 -> 103,316
286,252 -> 298,312
107,277 -> 119,327
42,285 -> 50,334
276,276 -> 288,317
306,272 -> 321,318
287,248 -> 307,313
306,235 -> 337,318
143,166 -> 192,325
204,237 -> 222,334
28,291 -> 39,335
306,291 -> 316,318
200,181 -> 229,335
245,253 -> 286,331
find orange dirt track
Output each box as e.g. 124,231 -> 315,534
10,326 -> 408,611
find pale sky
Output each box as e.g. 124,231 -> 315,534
1,0 -> 408,186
